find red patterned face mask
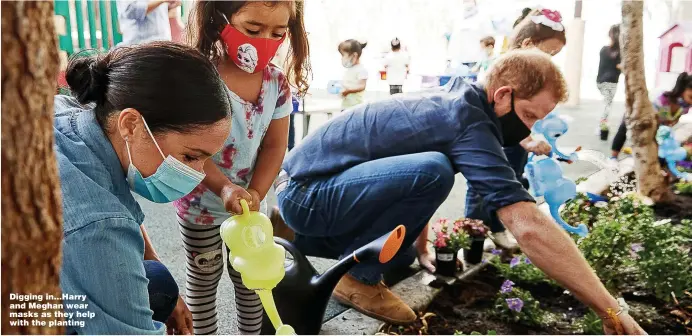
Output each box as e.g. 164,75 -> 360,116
219,13 -> 286,74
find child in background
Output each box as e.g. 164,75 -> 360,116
611,72 -> 692,160
384,37 -> 410,95
179,1 -> 310,334
472,36 -> 495,79
597,24 -> 622,134
339,39 -> 368,109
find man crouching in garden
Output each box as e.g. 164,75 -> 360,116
273,49 -> 646,334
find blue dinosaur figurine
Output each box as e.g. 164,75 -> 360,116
531,113 -> 579,162
525,112 -> 588,237
657,125 -> 691,181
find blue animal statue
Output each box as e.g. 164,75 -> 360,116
531,113 -> 579,162
657,125 -> 692,181
524,113 -> 589,237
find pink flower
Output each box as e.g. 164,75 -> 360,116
541,9 -> 562,22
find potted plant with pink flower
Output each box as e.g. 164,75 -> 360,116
455,218 -> 490,264
431,218 -> 470,276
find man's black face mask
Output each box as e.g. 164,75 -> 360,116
495,92 -> 531,146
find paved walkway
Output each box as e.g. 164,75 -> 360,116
142,90 -> 626,334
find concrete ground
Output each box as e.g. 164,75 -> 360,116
142,89 -> 626,334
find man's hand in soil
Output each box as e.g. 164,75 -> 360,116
603,312 -> 646,335
497,202 -> 648,335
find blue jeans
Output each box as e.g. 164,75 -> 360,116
465,144 -> 528,233
144,260 -> 179,323
277,152 -> 455,284
288,114 -> 296,151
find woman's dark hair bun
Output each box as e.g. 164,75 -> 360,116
65,52 -> 110,105
360,41 -> 367,49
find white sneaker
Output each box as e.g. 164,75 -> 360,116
491,231 -> 519,250
483,238 -> 496,251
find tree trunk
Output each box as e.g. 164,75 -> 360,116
621,0 -> 671,202
1,1 -> 63,334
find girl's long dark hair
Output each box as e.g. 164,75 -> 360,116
187,1 -> 311,96
663,72 -> 692,100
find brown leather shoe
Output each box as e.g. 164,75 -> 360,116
270,206 -> 295,242
332,274 -> 416,325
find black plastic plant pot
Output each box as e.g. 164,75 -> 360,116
600,129 -> 609,141
464,238 -> 485,264
435,247 -> 459,277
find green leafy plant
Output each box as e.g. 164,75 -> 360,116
561,192 -> 604,227
490,254 -> 557,287
492,286 -> 546,328
629,218 -> 692,302
575,310 -> 603,335
600,121 -> 609,131
674,181 -> 692,194
431,218 -> 470,251
577,195 -> 645,292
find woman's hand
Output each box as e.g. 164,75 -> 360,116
221,183 -> 253,215
602,312 -> 646,335
417,249 -> 436,273
341,89 -> 350,97
166,296 -> 193,335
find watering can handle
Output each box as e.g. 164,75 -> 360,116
240,199 -> 251,215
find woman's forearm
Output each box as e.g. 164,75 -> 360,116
140,225 -> 160,261
497,202 -> 620,316
202,159 -> 232,197
248,117 -> 289,200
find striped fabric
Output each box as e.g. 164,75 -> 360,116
177,216 -> 263,335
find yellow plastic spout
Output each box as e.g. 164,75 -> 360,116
219,199 -> 294,335
257,289 -> 295,335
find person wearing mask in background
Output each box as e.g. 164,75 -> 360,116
597,24 -> 622,136
472,36 -> 495,80
116,0 -> 181,45
465,8 -> 566,250
177,1 -> 310,334
56,43 -> 231,334
273,49 -> 646,335
339,39 -> 369,109
384,38 -> 410,95
611,72 -> 692,160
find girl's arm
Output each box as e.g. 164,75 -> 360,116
140,225 -> 160,261
342,79 -> 367,95
202,158 -> 253,214
202,158 -> 232,196
248,116 -> 290,200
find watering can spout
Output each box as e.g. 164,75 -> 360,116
315,225 -> 407,291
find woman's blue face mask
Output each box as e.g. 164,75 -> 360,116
126,117 -> 206,203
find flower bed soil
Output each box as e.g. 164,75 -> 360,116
382,266 -> 688,335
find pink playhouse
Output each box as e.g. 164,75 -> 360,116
657,22 -> 692,88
